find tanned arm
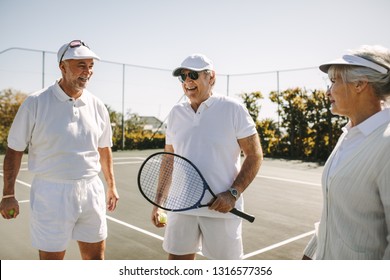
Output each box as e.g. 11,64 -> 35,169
98,147 -> 119,212
209,133 -> 263,213
0,148 -> 23,219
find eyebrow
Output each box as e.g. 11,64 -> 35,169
77,61 -> 94,67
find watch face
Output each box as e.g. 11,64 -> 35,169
229,188 -> 238,197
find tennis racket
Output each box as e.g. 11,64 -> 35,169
137,152 -> 255,223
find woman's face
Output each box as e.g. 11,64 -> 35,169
327,75 -> 356,117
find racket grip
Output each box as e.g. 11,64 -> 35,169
230,208 -> 255,223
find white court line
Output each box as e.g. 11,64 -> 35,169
242,230 -> 315,259
1,161 -> 142,168
114,161 -> 144,165
114,157 -> 146,160
14,178 -> 31,187
0,173 -> 165,242
0,160 -> 318,259
257,175 -> 321,187
7,193 -> 316,259
106,216 -> 164,241
0,174 -> 32,188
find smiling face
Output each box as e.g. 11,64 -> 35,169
59,58 -> 94,97
180,69 -> 215,110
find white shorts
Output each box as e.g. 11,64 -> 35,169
30,176 -> 107,252
163,213 -> 243,260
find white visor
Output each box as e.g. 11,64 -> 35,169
319,54 -> 388,74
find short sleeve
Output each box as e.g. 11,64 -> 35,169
7,96 -> 36,151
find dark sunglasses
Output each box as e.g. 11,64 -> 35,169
179,71 -> 201,83
59,40 -> 90,63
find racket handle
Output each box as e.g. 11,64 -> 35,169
230,208 -> 255,223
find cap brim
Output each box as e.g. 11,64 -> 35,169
319,58 -> 349,73
172,67 -> 185,76
319,55 -> 388,74
172,66 -> 213,76
60,46 -> 100,62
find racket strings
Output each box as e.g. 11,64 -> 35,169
139,154 -> 205,210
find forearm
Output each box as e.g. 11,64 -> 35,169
233,154 -> 262,194
98,147 -> 119,211
3,148 -> 24,196
98,147 -> 115,189
234,134 -> 263,194
208,134 -> 262,213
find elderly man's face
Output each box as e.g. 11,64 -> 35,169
60,59 -> 94,92
180,70 -> 215,103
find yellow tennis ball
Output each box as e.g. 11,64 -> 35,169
8,209 -> 15,216
159,212 -> 167,224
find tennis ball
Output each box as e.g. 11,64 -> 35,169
159,212 -> 167,224
8,209 -> 15,216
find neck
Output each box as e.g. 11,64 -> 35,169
58,79 -> 83,99
346,85 -> 382,127
189,92 -> 212,112
349,102 -> 381,127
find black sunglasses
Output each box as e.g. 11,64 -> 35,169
179,71 -> 201,83
59,40 -> 90,63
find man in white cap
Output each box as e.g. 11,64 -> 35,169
151,53 -> 263,259
0,40 -> 119,260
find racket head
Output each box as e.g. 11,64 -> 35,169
137,152 -> 208,212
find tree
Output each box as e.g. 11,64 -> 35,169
105,105 -> 123,151
305,89 -> 345,161
270,87 -> 309,159
0,88 -> 27,152
257,118 -> 278,156
239,91 -> 263,123
269,87 -> 346,161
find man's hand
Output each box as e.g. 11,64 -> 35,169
208,191 -> 236,213
0,197 -> 19,219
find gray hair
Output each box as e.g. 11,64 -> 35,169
328,45 -> 390,102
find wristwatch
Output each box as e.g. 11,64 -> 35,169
228,187 -> 240,200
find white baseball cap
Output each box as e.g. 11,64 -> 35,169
319,54 -> 388,74
57,40 -> 100,63
172,53 -> 214,76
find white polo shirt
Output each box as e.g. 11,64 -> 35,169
165,94 -> 257,218
7,81 -> 112,180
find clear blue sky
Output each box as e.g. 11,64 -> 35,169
1,0 -> 390,121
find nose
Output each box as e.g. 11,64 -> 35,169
326,85 -> 332,96
84,68 -> 93,78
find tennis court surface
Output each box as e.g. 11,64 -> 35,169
0,149 -> 323,260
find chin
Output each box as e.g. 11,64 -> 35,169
78,83 -> 88,89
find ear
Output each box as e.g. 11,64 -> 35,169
59,61 -> 66,73
355,79 -> 369,93
209,70 -> 216,86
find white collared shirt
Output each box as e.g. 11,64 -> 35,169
329,108 -> 390,177
8,80 -> 112,180
165,94 -> 257,217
